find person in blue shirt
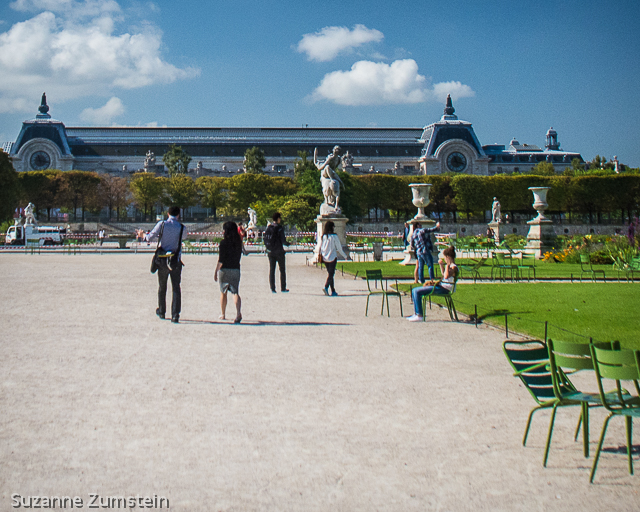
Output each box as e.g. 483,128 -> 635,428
147,206 -> 187,323
411,221 -> 440,283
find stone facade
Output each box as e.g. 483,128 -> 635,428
5,95 -> 583,177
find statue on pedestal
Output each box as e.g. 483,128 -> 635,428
144,150 -> 156,170
314,145 -> 344,215
24,202 -> 37,226
491,197 -> 501,223
341,151 -> 354,172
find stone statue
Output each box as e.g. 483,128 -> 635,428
369,165 -> 375,173
341,151 -> 354,170
122,164 -> 127,172
613,155 -> 620,173
491,197 -> 501,223
24,202 -> 37,225
314,145 -> 344,215
247,208 -> 257,229
144,150 -> 155,169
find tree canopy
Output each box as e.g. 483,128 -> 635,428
162,145 -> 192,177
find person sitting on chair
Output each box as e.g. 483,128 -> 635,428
407,245 -> 458,322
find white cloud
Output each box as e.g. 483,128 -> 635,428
432,81 -> 475,103
80,96 -> 124,124
10,0 -> 120,18
310,59 -> 475,106
0,0 -> 199,114
297,24 -> 384,62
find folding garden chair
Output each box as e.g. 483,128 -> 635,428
588,345 -> 640,483
579,254 -> 606,282
365,269 -> 403,317
457,257 -> 486,283
503,340 -> 565,449
421,276 -> 459,322
546,339 -> 627,466
517,252 -> 537,281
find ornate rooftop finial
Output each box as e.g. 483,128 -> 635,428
444,94 -> 455,116
37,92 -> 51,119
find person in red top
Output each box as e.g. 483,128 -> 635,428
237,222 -> 247,240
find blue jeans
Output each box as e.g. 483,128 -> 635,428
416,251 -> 434,283
412,284 -> 448,316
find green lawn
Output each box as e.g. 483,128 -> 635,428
340,261 -> 640,350
339,258 -> 620,281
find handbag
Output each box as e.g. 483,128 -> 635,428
150,222 -> 165,274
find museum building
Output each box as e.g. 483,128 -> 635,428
4,94 -> 583,176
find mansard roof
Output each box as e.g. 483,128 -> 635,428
64,126 -> 424,146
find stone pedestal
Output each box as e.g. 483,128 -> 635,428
314,215 -> 350,261
525,186 -> 556,258
525,219 -> 556,258
488,221 -> 500,245
400,217 -> 436,265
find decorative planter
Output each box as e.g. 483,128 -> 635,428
528,187 -> 550,221
526,187 -> 556,258
410,183 -> 433,221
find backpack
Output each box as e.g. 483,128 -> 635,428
263,223 -> 276,250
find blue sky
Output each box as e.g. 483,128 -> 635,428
1,0 -> 639,166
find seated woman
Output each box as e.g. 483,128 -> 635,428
407,245 -> 458,322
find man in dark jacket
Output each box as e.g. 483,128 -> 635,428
265,212 -> 290,293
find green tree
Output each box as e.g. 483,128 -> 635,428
528,161 -> 555,176
18,170 -> 63,220
243,146 -> 266,174
226,173 -> 298,216
98,174 -> 130,221
161,174 -> 198,210
196,176 -> 228,221
130,173 -> 163,221
451,175 -> 489,220
162,145 -> 192,177
0,150 -> 20,222
58,171 -> 101,221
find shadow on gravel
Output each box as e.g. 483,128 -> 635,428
180,319 -> 352,327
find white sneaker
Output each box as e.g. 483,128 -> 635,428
406,314 -> 423,322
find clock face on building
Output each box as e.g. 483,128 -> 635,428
30,151 -> 51,170
446,152 -> 467,172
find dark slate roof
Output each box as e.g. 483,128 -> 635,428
64,127 -> 424,145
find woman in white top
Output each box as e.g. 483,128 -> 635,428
407,245 -> 458,321
316,221 -> 347,296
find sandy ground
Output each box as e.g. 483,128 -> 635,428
0,252 -> 638,511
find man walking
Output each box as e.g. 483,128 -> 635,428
264,212 -> 290,293
411,221 -> 440,283
147,206 -> 187,323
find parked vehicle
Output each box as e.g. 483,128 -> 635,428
5,223 -> 65,246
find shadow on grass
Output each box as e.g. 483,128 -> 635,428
469,309 -> 535,323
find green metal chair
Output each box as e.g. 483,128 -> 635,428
503,340 -> 571,451
365,269 -> 403,317
614,255 -> 640,283
588,345 -> 640,483
492,252 -> 518,281
421,275 -> 459,322
546,339 -> 630,467
457,257 -> 486,283
517,252 -> 537,281
579,254 -> 605,282
545,339 -> 606,466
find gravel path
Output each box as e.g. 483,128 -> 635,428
0,253 -> 637,511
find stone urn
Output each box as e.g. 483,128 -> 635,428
410,183 -> 433,221
529,187 -> 550,221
